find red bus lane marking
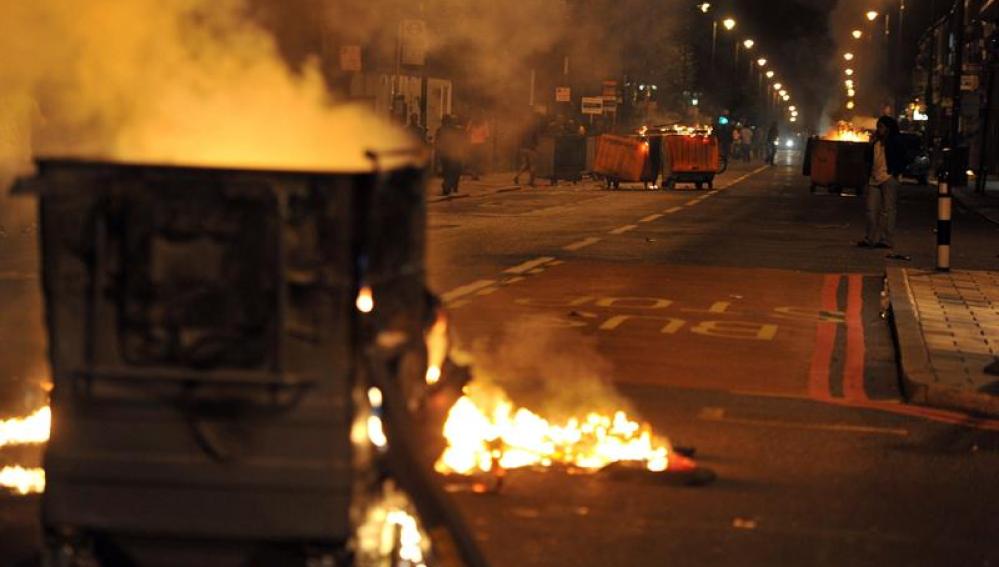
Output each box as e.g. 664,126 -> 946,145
843,274 -> 868,402
808,274 -> 841,401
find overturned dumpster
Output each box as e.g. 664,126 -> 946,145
14,148 -> 486,566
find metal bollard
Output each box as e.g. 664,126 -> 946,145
936,173 -> 951,272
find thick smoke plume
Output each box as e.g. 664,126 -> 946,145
454,316 -> 638,423
0,0 -> 416,182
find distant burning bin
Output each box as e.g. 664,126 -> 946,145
15,156 -> 431,565
593,134 -> 660,188
806,137 -> 869,194
661,134 -> 721,190
535,134 -> 587,184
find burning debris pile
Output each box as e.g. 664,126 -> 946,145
822,121 -> 871,143
435,385 -> 670,476
0,405 -> 49,495
426,317 -> 701,485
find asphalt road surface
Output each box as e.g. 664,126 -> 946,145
427,152 -> 999,566
1,152 -> 998,566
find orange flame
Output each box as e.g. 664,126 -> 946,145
0,405 -> 51,448
0,466 -> 45,495
823,122 -> 870,143
435,386 -> 670,475
425,311 -> 448,385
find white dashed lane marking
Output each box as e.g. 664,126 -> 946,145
639,214 -> 664,223
504,256 -> 555,274
664,206 -> 684,214
609,224 -> 638,235
440,279 -> 497,302
563,237 -> 602,251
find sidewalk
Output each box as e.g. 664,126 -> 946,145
887,267 -> 999,417
953,181 -> 999,225
426,160 -> 766,204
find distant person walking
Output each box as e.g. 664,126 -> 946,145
765,122 -> 779,165
514,116 -> 541,187
740,125 -> 754,162
858,115 -> 904,249
435,115 -> 466,196
466,114 -> 491,180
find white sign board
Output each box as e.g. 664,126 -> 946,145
581,96 -> 604,115
400,19 -> 427,66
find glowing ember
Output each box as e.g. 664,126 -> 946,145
355,286 -> 374,313
822,122 -> 870,143
0,466 -> 45,495
435,387 -> 670,475
425,311 -> 448,385
355,482 -> 431,567
0,406 -> 51,448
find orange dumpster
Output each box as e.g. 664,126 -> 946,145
593,134 -> 651,184
662,134 -> 721,190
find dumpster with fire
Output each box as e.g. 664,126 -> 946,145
14,138 -> 486,566
660,127 -> 722,190
803,123 -> 871,194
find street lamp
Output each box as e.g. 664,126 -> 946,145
846,100 -> 856,110
698,2 -> 711,13
789,105 -> 797,111
852,29 -> 863,39
866,10 -> 878,21
773,82 -> 782,90
845,79 -> 854,88
782,94 -> 790,101
743,39 -> 755,49
757,57 -> 767,67
847,88 -> 856,97
765,70 -> 774,78
723,18 -> 736,30
779,89 -> 787,97
843,52 -> 854,61
845,68 -> 854,76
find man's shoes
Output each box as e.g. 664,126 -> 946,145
874,241 -> 892,249
856,240 -> 875,248
513,177 -> 520,185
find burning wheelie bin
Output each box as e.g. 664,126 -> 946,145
14,117 -> 487,567
661,130 -> 722,190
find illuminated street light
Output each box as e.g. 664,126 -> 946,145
743,39 -> 755,49
699,2 -> 711,13
722,18 -> 736,30
790,116 -> 798,123
773,82 -> 783,90
779,89 -> 788,97
845,68 -> 854,76
845,79 -> 854,88
852,29 -> 863,39
866,10 -> 878,21
791,110 -> 799,117
757,57 -> 768,67
846,100 -> 856,110
782,94 -> 790,101
789,105 -> 797,111
844,52 -> 854,61
848,88 -> 856,97
766,70 -> 775,78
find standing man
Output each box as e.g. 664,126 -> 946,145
514,115 -> 541,187
765,122 -> 779,165
435,115 -> 466,196
740,124 -> 754,162
858,116 -> 904,249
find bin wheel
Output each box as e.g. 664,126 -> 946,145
809,183 -> 817,193
667,179 -> 677,190
695,182 -> 703,190
707,180 -> 714,190
917,175 -> 928,186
